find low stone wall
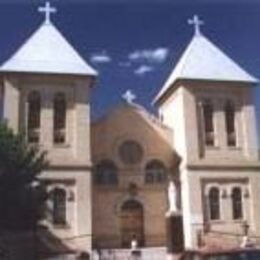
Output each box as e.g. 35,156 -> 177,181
202,231 -> 260,249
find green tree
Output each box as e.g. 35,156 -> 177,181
0,123 -> 48,230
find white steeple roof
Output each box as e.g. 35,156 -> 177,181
0,2 -> 97,77
154,15 -> 258,103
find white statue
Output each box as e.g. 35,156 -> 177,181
240,235 -> 254,248
168,181 -> 178,214
131,235 -> 138,250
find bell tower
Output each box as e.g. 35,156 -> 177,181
154,15 -> 259,249
0,2 -> 97,254
155,15 -> 258,165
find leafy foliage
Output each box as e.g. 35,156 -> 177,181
0,123 -> 48,230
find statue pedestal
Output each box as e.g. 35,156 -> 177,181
130,249 -> 141,260
240,235 -> 254,248
166,211 -> 184,255
166,254 -> 182,260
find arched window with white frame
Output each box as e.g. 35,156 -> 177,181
53,188 -> 67,226
53,92 -> 66,144
208,187 -> 220,220
231,187 -> 243,220
27,91 -> 41,143
225,100 -> 236,147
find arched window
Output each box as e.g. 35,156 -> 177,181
94,160 -> 118,185
202,101 -> 214,146
145,160 -> 167,184
225,100 -> 236,147
27,91 -> 41,143
53,188 -> 66,225
232,187 -> 243,220
208,187 -> 220,220
53,92 -> 66,144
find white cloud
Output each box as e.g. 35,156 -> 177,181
128,47 -> 169,63
91,51 -> 112,64
134,65 -> 154,76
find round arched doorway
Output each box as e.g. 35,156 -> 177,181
120,200 -> 144,248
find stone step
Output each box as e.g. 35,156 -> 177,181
92,247 -> 167,260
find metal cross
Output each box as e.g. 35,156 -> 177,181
122,90 -> 136,104
188,15 -> 204,36
38,2 -> 57,25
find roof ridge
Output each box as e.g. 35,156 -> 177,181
92,102 -> 171,131
177,34 -> 198,79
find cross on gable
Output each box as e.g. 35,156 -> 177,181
188,15 -> 204,36
38,2 -> 57,25
122,90 -> 136,104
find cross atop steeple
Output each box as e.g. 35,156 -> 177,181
188,15 -> 204,37
122,90 -> 136,104
38,2 -> 57,25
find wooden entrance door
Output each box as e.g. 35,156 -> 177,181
120,200 -> 144,248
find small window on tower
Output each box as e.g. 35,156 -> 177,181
225,100 -> 236,147
53,92 -> 66,144
27,91 -> 41,143
202,100 -> 214,146
52,188 -> 67,226
232,187 -> 243,220
208,187 -> 220,220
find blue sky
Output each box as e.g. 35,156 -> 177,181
0,0 -> 260,126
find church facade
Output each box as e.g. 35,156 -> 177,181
91,103 -> 176,249
0,3 -> 260,257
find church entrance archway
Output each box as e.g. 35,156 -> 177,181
120,199 -> 144,248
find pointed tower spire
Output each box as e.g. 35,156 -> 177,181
0,2 -> 97,76
188,15 -> 204,37
154,16 -> 258,103
38,2 -> 57,25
